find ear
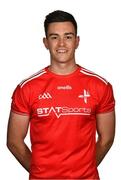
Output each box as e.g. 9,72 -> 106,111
43,37 -> 49,49
75,36 -> 80,49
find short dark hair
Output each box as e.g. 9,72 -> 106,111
44,10 -> 77,37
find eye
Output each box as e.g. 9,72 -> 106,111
65,35 -> 73,40
50,36 -> 58,40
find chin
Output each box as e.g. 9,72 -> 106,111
55,57 -> 72,63
56,60 -> 70,64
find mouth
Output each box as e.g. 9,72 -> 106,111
56,49 -> 67,53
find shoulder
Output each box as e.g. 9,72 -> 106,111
79,67 -> 115,105
80,66 -> 108,86
19,67 -> 47,89
79,67 -> 113,100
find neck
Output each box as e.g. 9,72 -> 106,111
48,62 -> 78,75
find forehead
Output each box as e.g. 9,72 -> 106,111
47,21 -> 76,35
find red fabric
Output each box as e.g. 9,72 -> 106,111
11,65 -> 115,179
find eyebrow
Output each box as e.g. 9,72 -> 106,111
48,33 -> 58,37
48,32 -> 75,37
64,32 -> 75,36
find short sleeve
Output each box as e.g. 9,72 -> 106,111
11,85 -> 30,115
96,83 -> 115,114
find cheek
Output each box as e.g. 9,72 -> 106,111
68,40 -> 78,48
49,42 -> 58,50
69,43 -> 77,51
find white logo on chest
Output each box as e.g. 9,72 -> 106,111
57,85 -> 72,90
78,89 -> 90,104
37,106 -> 91,118
38,93 -> 52,99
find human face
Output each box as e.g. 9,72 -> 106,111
43,22 -> 79,65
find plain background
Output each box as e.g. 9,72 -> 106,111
0,0 -> 121,179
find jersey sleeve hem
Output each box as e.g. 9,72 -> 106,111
96,107 -> 115,114
11,109 -> 30,116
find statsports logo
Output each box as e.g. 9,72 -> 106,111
37,106 -> 91,118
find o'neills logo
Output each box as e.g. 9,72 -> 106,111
57,85 -> 72,90
37,106 -> 91,118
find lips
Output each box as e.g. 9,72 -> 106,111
56,49 -> 67,53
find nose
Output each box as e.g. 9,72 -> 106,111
58,37 -> 65,46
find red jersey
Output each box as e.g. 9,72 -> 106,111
11,65 -> 115,179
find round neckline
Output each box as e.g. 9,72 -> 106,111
45,64 -> 81,78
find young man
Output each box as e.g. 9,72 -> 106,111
7,10 -> 115,179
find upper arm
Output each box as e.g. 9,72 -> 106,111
96,110 -> 116,143
7,111 -> 30,144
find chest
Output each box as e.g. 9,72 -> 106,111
30,78 -> 98,119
